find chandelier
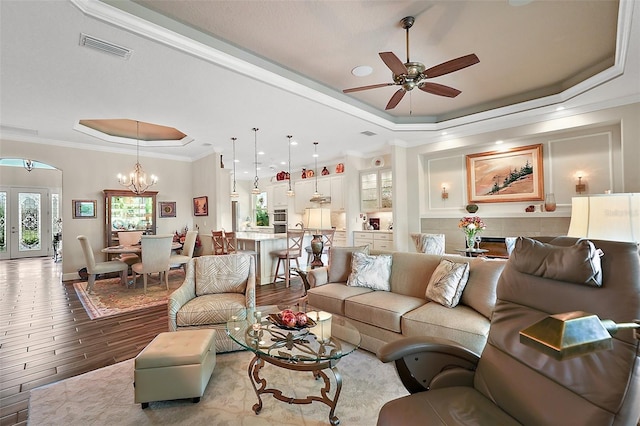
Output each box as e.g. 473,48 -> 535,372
117,120 -> 157,194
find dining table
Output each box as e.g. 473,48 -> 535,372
101,241 -> 183,255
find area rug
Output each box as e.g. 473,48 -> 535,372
73,270 -> 185,320
29,348 -> 409,425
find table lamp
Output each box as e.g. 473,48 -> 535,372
305,207 -> 332,268
520,311 -> 640,361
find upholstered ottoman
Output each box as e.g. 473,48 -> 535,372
134,329 -> 216,408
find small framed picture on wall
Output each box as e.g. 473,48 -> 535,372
193,196 -> 208,216
72,200 -> 97,218
159,201 -> 176,218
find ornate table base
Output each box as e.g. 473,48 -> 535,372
248,354 -> 343,425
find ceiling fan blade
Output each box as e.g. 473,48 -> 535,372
419,82 -> 461,98
343,83 -> 394,94
379,52 -> 408,76
424,54 -> 480,78
385,89 -> 406,110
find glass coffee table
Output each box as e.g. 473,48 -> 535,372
226,306 -> 361,425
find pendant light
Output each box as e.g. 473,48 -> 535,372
286,135 -> 294,197
230,137 -> 239,198
117,120 -> 158,194
313,141 -> 320,197
251,127 -> 260,194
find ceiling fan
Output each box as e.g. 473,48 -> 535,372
343,16 -> 480,110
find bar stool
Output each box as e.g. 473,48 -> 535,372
212,230 -> 225,255
271,229 -> 304,288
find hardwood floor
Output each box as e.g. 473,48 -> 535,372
0,257 -> 306,426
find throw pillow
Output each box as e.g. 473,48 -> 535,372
425,259 -> 470,308
510,237 -> 603,287
346,252 -> 392,291
328,245 -> 370,283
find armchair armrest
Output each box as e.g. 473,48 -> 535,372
307,266 -> 329,288
377,336 -> 480,394
167,262 -> 197,331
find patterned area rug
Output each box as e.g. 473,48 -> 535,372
73,270 -> 186,319
29,348 -> 409,425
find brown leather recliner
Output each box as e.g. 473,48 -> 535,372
377,237 -> 640,425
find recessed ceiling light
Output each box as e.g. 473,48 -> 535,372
351,66 -> 373,77
496,140 -> 504,144
258,151 -> 265,155
441,131 -> 448,136
556,106 -> 565,111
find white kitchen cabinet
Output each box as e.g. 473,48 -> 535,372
333,230 -> 347,247
360,168 -> 392,212
271,183 -> 289,208
330,175 -> 345,211
353,231 -> 393,251
294,180 -> 315,213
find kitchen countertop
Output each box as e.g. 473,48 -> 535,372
236,232 -> 288,241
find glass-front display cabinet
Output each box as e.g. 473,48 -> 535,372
103,190 -> 157,248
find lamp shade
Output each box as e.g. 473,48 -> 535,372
567,193 -> 640,243
304,208 -> 332,231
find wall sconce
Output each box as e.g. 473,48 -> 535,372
575,172 -> 586,194
441,185 -> 449,200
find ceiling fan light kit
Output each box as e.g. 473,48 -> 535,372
343,16 -> 479,110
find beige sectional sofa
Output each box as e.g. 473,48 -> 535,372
306,247 -> 507,355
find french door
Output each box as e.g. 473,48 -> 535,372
0,187 -> 51,259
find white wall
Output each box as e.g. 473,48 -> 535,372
396,103 -> 640,251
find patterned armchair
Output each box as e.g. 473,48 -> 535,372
168,254 -> 256,353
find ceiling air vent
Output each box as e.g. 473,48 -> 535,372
79,33 -> 132,59
360,131 -> 377,136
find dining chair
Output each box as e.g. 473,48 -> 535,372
169,230 -> 198,272
304,228 -> 335,266
271,229 -> 305,287
117,230 -> 143,267
77,235 -> 128,294
131,235 -> 173,293
212,230 -> 225,255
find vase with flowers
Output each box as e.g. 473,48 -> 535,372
459,216 -> 486,250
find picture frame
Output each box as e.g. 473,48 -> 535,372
193,196 -> 208,216
159,201 -> 176,218
72,199 -> 97,218
466,144 -> 544,203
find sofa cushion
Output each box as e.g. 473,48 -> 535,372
461,257 -> 506,319
195,255 -> 250,296
510,237 -> 603,286
425,259 -> 470,308
402,302 -> 491,355
347,252 -> 392,291
328,246 -> 370,283
345,291 -> 426,333
176,293 -> 247,327
307,283 -> 373,316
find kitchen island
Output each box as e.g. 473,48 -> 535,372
236,232 -> 292,285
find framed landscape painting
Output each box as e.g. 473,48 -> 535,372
466,144 -> 544,203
